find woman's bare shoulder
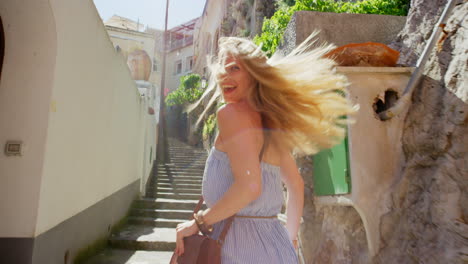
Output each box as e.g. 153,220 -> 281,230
216,103 -> 262,146
217,102 -> 261,126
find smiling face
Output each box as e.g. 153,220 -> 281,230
218,55 -> 256,104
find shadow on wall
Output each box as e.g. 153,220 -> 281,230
166,105 -> 188,142
1,16 -> 4,80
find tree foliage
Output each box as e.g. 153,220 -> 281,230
165,74 -> 205,106
254,0 -> 410,56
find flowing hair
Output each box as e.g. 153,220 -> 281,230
188,32 -> 357,156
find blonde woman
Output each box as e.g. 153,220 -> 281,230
175,35 -> 356,263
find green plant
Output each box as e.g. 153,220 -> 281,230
239,29 -> 251,37
74,201 -> 134,264
283,0 -> 297,6
165,74 -> 205,106
254,0 -> 410,56
202,114 -> 217,141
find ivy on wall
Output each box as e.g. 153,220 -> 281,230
202,113 -> 217,141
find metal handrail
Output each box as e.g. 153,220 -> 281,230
378,0 -> 459,121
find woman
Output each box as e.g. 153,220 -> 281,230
175,35 -> 356,263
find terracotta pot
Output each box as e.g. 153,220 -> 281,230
326,42 -> 400,67
127,49 -> 152,81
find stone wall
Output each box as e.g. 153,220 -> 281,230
375,0 -> 468,263
289,1 -> 467,263
279,11 -> 406,264
296,157 -> 369,264
279,11 -> 406,55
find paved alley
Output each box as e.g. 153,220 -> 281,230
85,138 -> 207,264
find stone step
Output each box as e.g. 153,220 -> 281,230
156,178 -> 202,184
161,156 -> 206,160
131,208 -> 193,219
156,167 -> 206,173
156,175 -> 203,181
145,192 -> 201,200
148,185 -> 202,193
147,181 -> 202,189
156,182 -> 202,188
168,145 -> 206,149
158,160 -> 205,164
128,217 -> 187,228
155,170 -> 205,177
146,191 -> 201,200
110,225 -> 176,251
166,157 -> 206,160
158,163 -> 205,167
83,249 -> 173,264
148,190 -> 202,198
154,170 -> 205,175
148,179 -> 203,186
164,154 -> 206,158
165,154 -> 207,158
157,164 -> 205,170
147,183 -> 202,189
167,147 -> 206,151
168,146 -> 205,150
155,173 -> 204,179
134,198 -> 200,210
156,169 -> 204,173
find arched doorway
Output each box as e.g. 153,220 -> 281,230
0,16 -> 4,81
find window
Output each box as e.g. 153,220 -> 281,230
174,60 -> 182,75
186,56 -> 193,72
153,58 -> 158,72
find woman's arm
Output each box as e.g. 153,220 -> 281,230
201,103 -> 263,225
279,149 -> 304,245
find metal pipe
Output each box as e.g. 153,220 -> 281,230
378,0 -> 459,121
157,0 -> 170,164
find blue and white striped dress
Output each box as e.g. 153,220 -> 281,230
202,147 -> 298,264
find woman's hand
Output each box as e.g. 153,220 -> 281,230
175,220 -> 199,256
292,239 -> 298,250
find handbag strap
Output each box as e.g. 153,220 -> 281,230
191,197 -> 205,218
193,131 -> 271,244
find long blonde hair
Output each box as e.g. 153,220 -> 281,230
189,33 -> 357,156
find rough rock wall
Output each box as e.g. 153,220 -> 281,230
296,1 -> 467,263
296,157 -> 368,264
375,0 -> 468,263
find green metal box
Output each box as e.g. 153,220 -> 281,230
312,136 -> 351,196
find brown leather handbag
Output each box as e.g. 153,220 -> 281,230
169,197 -> 234,264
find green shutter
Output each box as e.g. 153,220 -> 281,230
312,136 -> 351,196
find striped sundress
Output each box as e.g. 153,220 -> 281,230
202,147 -> 299,264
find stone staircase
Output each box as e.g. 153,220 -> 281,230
84,138 -> 207,264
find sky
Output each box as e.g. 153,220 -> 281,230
93,0 -> 206,30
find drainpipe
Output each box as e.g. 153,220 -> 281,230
378,0 -> 459,121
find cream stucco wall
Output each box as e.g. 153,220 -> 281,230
0,0 -> 57,237
193,0 -> 229,76
166,44 -> 194,92
34,0 -> 153,236
107,27 -> 155,61
0,0 -> 156,238
316,67 -> 413,256
148,29 -> 164,88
